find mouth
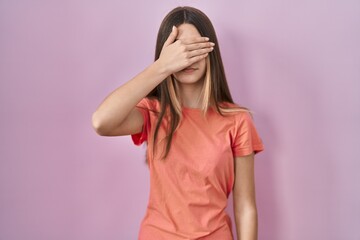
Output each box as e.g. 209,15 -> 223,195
182,67 -> 198,73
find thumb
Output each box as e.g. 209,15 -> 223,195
163,26 -> 178,48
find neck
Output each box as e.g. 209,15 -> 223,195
177,82 -> 203,108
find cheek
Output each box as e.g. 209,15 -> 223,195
198,58 -> 206,68
198,60 -> 207,74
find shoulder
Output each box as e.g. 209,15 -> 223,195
137,97 -> 161,113
216,102 -> 259,134
217,101 -> 252,118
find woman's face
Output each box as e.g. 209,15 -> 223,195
172,23 -> 207,86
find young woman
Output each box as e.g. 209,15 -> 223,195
92,6 -> 264,240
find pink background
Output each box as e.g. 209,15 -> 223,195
1,0 -> 359,239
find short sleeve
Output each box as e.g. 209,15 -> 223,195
131,98 -> 151,146
231,112 -> 264,157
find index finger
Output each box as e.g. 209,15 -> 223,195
176,36 -> 210,45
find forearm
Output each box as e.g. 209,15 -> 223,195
92,60 -> 168,132
234,206 -> 258,240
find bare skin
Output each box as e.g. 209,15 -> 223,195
233,153 -> 258,240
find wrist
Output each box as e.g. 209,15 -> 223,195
153,59 -> 171,78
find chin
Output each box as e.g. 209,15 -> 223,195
174,76 -> 204,85
173,72 -> 205,84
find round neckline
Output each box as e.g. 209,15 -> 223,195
181,106 -> 215,113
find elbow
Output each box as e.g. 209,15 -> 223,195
233,202 -> 258,218
92,112 -> 108,136
233,196 -> 257,214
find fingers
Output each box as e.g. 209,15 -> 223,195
163,26 -> 178,48
175,37 -> 214,65
188,53 -> 209,65
174,38 -> 215,61
179,36 -> 210,45
187,47 -> 214,59
158,30 -> 214,73
185,41 -> 215,51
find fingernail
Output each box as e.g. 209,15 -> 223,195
172,26 -> 176,31
205,37 -> 209,41
210,42 -> 215,46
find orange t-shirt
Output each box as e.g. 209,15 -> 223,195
131,97 -> 264,240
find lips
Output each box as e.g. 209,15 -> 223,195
182,67 -> 198,72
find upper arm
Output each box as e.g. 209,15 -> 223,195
114,107 -> 145,136
94,107 -> 144,137
233,153 -> 257,210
